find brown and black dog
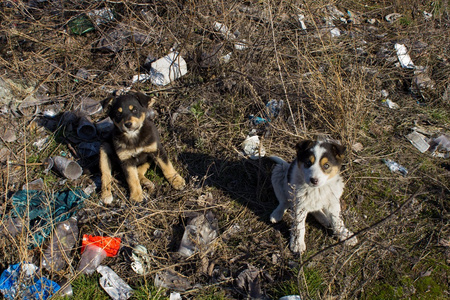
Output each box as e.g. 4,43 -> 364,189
99,92 -> 185,204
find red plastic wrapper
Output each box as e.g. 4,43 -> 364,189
81,234 -> 121,257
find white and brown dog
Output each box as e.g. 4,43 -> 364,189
270,140 -> 357,254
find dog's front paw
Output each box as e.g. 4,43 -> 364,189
343,232 -> 358,247
269,216 -> 278,224
130,190 -> 144,202
339,229 -> 358,246
170,174 -> 186,190
140,178 -> 155,193
101,191 -> 113,205
270,211 -> 283,223
345,236 -> 358,246
290,238 -> 306,254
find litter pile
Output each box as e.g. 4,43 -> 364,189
0,1 -> 449,299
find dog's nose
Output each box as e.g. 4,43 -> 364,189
310,178 -> 318,185
124,122 -> 132,128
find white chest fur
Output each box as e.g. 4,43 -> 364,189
288,166 -> 344,212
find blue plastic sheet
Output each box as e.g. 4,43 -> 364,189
9,189 -> 88,248
27,277 -> 61,300
0,264 -> 20,299
0,263 -> 60,300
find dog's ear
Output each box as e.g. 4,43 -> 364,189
132,92 -> 151,108
101,95 -> 115,114
331,143 -> 346,162
295,140 -> 314,155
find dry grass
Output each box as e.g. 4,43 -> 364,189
0,0 -> 449,299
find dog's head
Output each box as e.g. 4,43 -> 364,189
102,92 -> 151,134
295,140 -> 345,187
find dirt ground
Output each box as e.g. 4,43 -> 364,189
0,1 -> 449,299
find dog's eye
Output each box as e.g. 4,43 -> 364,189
304,161 -> 312,168
323,163 -> 330,169
132,108 -> 137,113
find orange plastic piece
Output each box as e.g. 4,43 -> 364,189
81,234 -> 121,257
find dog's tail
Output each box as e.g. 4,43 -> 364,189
269,156 -> 289,166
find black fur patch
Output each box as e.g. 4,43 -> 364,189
320,142 -> 346,166
295,140 -> 317,168
294,140 -> 345,168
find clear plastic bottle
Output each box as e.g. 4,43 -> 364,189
382,159 -> 408,176
97,265 -> 133,300
42,217 -> 79,271
77,245 -> 107,275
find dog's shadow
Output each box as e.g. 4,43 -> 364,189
180,151 -> 333,242
181,151 -> 275,215
180,152 -> 328,240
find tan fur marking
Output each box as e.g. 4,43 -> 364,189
137,162 -> 150,178
154,157 -> 177,178
129,115 -> 142,124
154,157 -> 185,189
142,142 -> 158,153
124,165 -> 139,184
99,144 -> 114,203
100,148 -> 112,188
137,163 -> 154,191
327,165 -> 340,179
129,105 -> 134,110
320,157 -> 329,166
123,113 -> 145,130
309,155 -> 315,164
320,157 -> 333,174
116,149 -> 134,161
116,142 -> 158,161
124,165 -> 143,201
118,107 -> 122,113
